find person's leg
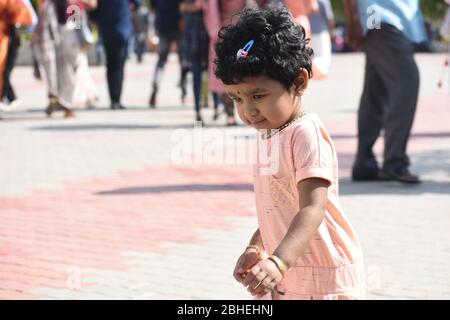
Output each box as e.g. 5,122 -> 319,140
221,94 -> 236,126
310,31 -> 332,80
192,59 -> 202,120
177,32 -> 190,105
212,91 -> 221,120
103,42 -> 116,105
352,32 -> 387,180
2,28 -> 19,103
371,26 -> 420,181
201,70 -> 209,109
54,25 -> 80,118
104,41 -> 128,108
213,92 -> 221,110
114,42 -> 129,106
34,36 -> 59,116
180,66 -> 189,104
149,33 -> 171,107
136,33 -> 146,63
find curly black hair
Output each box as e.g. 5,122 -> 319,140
214,5 -> 313,90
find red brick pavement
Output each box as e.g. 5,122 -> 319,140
0,165 -> 256,299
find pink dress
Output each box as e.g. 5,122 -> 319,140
254,113 -> 366,300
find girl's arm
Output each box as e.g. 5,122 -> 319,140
272,178 -> 328,269
243,178 -> 328,296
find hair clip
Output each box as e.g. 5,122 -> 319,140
236,40 -> 254,59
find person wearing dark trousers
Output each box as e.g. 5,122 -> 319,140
344,0 -> 427,184
1,26 -> 20,109
103,43 -> 129,108
89,0 -> 142,110
149,0 -> 184,108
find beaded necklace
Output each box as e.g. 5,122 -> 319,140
261,111 -> 307,140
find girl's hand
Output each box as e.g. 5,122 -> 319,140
233,248 -> 261,284
242,258 -> 283,297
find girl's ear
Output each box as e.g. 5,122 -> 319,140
293,69 -> 309,96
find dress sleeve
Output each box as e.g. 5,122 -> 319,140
292,119 -> 334,186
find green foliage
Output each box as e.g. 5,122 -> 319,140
421,0 -> 447,21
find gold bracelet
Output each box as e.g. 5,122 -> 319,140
268,255 -> 287,277
245,245 -> 263,258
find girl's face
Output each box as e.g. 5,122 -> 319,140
224,71 -> 308,130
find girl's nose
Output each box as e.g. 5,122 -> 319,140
244,103 -> 258,118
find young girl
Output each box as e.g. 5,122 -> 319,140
214,6 -> 366,300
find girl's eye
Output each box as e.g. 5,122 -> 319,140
231,97 -> 242,103
253,95 -> 265,100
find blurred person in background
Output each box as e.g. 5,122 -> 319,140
438,0 -> 450,91
89,0 -> 141,110
0,0 -> 36,113
32,0 -> 97,118
132,2 -> 150,64
1,25 -> 29,111
148,0 -> 187,108
201,0 -> 246,126
72,5 -> 99,109
308,0 -> 335,79
344,0 -> 427,184
179,0 -> 209,122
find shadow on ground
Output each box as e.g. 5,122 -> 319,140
339,149 -> 450,195
27,122 -> 247,131
332,132 -> 450,140
95,183 -> 254,196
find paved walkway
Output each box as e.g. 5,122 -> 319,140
0,52 -> 449,300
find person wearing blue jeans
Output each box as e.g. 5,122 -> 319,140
344,0 -> 427,184
90,0 -> 142,110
